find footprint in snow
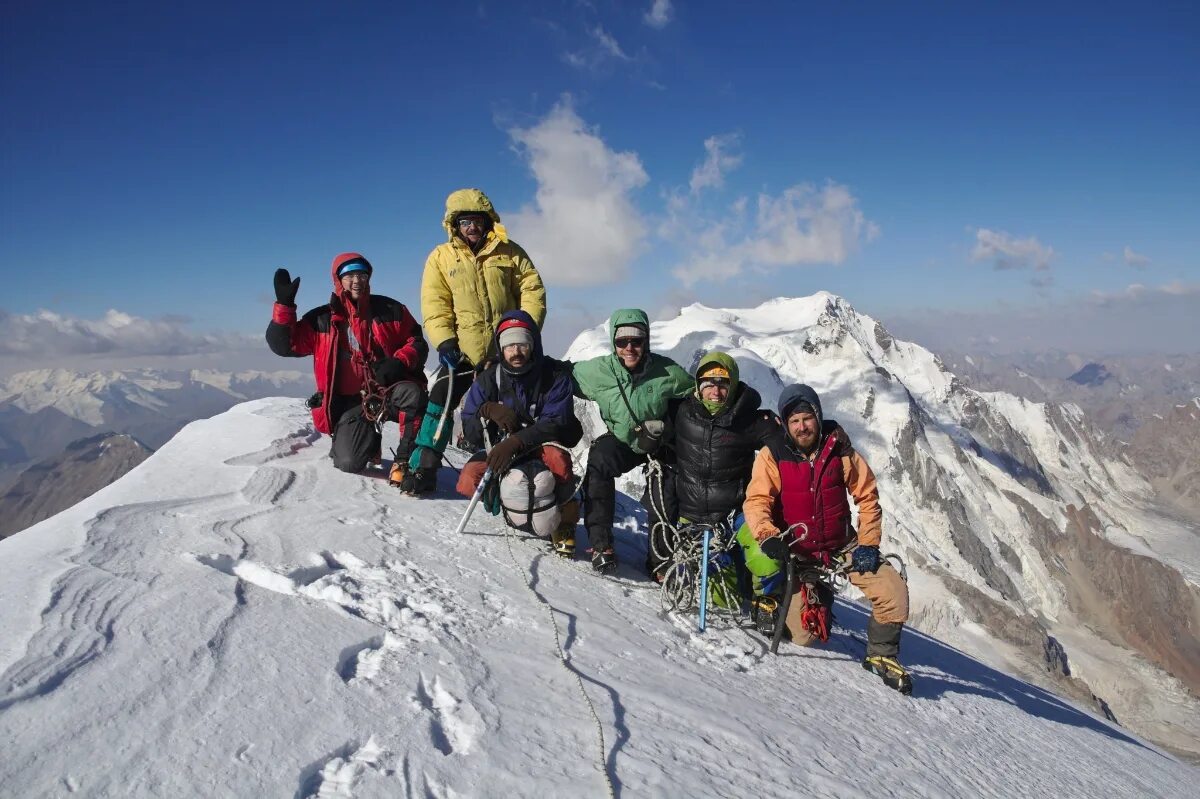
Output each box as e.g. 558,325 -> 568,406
412,674 -> 481,756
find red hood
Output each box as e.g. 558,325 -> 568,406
330,252 -> 373,312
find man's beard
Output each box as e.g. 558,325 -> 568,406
793,432 -> 819,454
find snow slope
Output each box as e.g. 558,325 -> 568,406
0,399 -> 1194,797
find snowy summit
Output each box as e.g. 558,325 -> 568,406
0,294 -> 1197,797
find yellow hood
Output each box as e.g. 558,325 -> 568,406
441,188 -> 508,243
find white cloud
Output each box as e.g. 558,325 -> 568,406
0,309 -> 253,357
689,133 -> 742,194
592,26 -> 630,61
507,98 -> 650,287
888,284 -> 1200,355
670,181 -> 879,286
1090,281 -> 1199,305
971,228 -> 1055,271
564,26 -> 633,71
1123,245 -> 1151,269
644,0 -> 674,28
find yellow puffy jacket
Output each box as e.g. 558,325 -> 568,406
420,188 -> 547,366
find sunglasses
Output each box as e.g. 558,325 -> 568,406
699,377 -> 731,389
456,216 -> 488,229
614,337 -> 646,350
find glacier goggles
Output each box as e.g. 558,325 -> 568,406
698,376 -> 731,390
455,214 -> 489,230
614,336 -> 646,350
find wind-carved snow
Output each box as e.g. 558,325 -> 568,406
0,363 -> 1196,792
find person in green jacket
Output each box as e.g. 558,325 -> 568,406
571,309 -> 693,573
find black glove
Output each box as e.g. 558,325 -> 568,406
636,419 -> 666,453
479,401 -> 520,433
485,435 -> 524,474
372,357 -> 407,386
274,268 -> 300,306
437,339 -> 466,371
759,535 -> 787,561
850,545 -> 881,574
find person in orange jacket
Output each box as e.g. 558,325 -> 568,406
741,383 -> 913,694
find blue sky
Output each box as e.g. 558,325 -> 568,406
2,0 -> 1197,368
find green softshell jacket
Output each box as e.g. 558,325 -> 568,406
571,309 -> 693,453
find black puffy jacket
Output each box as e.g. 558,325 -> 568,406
671,382 -> 784,526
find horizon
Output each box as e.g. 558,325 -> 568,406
2,1 -> 1197,374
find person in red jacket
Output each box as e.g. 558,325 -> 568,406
267,253 -> 429,477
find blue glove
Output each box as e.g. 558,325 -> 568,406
759,535 -> 787,561
437,339 -> 465,371
850,545 -> 881,574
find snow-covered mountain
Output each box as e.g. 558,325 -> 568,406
0,368 -> 311,479
0,399 -> 1194,796
0,432 -> 152,540
565,293 -> 1200,759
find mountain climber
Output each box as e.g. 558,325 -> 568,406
456,311 -> 582,556
402,189 -> 547,496
267,253 -> 428,476
571,309 -> 693,573
645,352 -> 787,581
741,383 -> 913,693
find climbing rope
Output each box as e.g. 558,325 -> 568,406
499,516 -> 617,799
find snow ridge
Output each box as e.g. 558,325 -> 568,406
0,398 -> 1195,796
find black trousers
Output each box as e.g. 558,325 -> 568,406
582,434 -> 652,554
329,381 -> 427,474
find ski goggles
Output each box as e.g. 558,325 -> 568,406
614,337 -> 646,350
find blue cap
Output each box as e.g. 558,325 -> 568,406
337,260 -> 370,277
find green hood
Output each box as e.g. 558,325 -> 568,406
608,308 -> 651,348
695,350 -> 740,415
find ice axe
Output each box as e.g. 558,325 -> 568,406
453,465 -> 494,536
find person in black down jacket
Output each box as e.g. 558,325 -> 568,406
644,351 -> 783,579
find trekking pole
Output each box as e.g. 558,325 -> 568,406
770,554 -> 797,655
453,466 -> 494,536
698,527 -> 711,633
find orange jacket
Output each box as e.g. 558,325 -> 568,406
742,445 -> 883,547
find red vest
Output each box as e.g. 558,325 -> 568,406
769,434 -> 851,557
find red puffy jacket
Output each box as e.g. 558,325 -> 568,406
266,253 -> 428,434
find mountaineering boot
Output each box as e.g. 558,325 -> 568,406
552,498 -> 579,558
591,549 -> 617,574
862,656 -> 913,695
751,595 -> 781,637
551,526 -> 575,559
400,467 -> 437,496
388,461 -> 408,487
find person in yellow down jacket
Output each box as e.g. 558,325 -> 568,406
395,188 -> 547,495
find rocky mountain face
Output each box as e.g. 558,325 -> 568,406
0,368 -> 311,487
1127,398 -> 1200,519
564,294 -> 1200,758
0,433 -> 152,540
940,350 -> 1200,441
